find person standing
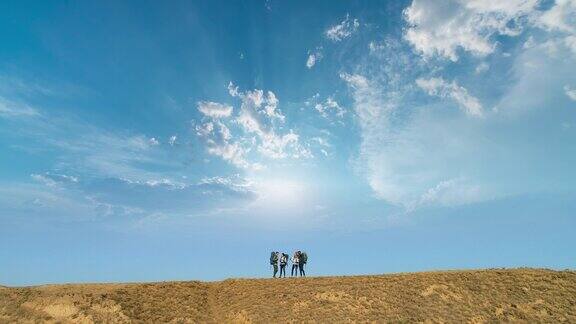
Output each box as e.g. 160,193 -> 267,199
270,251 -> 279,278
291,251 -> 300,277
279,253 -> 288,278
299,251 -> 307,277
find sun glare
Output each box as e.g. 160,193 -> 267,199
254,178 -> 307,207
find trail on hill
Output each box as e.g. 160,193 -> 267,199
1,268 -> 575,323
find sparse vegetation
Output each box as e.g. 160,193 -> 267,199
1,268 -> 575,323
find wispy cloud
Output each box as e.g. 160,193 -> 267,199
197,101 -> 233,118
314,97 -> 346,120
338,0 -> 576,211
416,77 -> 483,117
82,175 -> 257,213
0,90 -> 184,184
342,67 -> 492,208
0,97 -> 40,118
14,166 -> 258,222
31,172 -> 79,187
565,85 -> 576,101
325,14 -> 359,42
304,93 -> 347,125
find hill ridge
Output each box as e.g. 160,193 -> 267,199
1,268 -> 575,323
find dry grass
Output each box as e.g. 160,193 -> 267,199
1,268 -> 575,323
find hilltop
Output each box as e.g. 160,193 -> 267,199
1,268 -> 575,323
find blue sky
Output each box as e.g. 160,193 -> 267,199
1,0 -> 575,286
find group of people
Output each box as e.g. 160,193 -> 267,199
269,250 -> 308,278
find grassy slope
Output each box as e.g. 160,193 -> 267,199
1,268 -> 575,323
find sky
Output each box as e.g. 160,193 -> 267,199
1,0 -> 575,286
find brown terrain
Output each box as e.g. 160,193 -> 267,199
1,268 -> 575,323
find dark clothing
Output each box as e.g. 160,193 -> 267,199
299,263 -> 305,277
279,264 -> 286,277
272,264 -> 278,278
291,264 -> 299,276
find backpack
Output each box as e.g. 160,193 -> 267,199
280,253 -> 288,265
270,252 -> 278,265
300,252 -> 308,264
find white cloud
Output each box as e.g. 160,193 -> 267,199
169,135 -> 177,146
565,35 -> 576,55
306,48 -> 323,69
340,72 -> 412,205
207,141 -> 253,169
55,174 -> 258,216
339,72 -> 394,136
418,177 -> 485,207
195,121 -> 214,137
194,119 -> 254,169
342,72 -> 491,208
311,137 -> 330,147
306,53 -> 320,69
311,137 -> 331,157
416,77 -> 483,117
198,175 -> 256,199
494,32 -> 576,115
197,101 -> 233,118
149,137 -> 160,146
404,0 -> 539,61
341,7 -> 576,210
565,85 -> 576,101
2,100 -> 181,183
229,82 -> 285,123
537,0 -> 576,33
475,62 -> 490,74
0,76 -> 267,223
0,181 -> 106,221
0,97 -> 40,118
195,83 -> 311,169
31,172 -> 79,187
229,84 -> 284,131
257,131 -> 311,159
313,97 -> 346,119
306,54 -> 316,68
325,14 -> 360,42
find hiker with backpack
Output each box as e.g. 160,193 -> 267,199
291,251 -> 299,277
279,253 -> 288,278
298,251 -> 308,277
270,251 -> 279,278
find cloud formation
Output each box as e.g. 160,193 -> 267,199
404,0 -> 539,61
416,77 -> 483,117
169,135 -> 177,146
565,85 -> 576,101
194,83 -> 312,169
325,14 -> 359,42
306,47 -> 323,69
339,0 -> 576,211
306,52 -> 324,69
22,171 -> 258,219
0,97 -> 40,118
538,0 -> 576,33
197,101 -> 233,118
